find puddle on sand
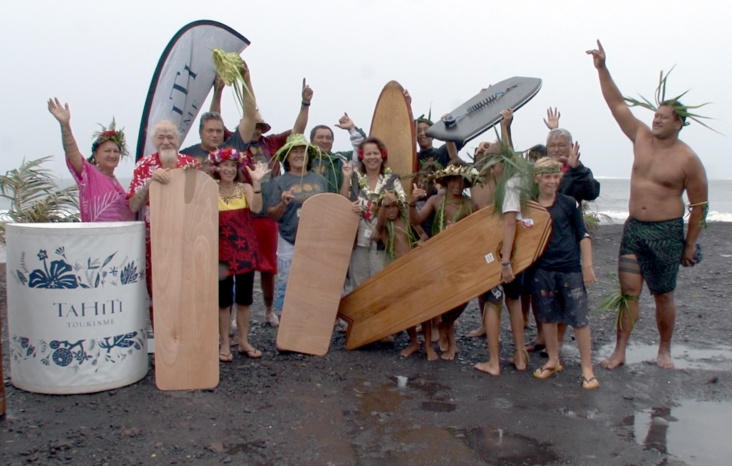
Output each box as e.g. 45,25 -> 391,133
630,400 -> 732,465
598,343 -> 732,370
450,426 -> 560,465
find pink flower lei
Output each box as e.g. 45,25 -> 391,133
208,147 -> 245,171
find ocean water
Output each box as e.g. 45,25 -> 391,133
590,178 -> 732,224
1,178 -> 730,223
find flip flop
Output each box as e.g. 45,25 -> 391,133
219,351 -> 233,362
581,376 -> 600,390
532,364 -> 563,380
238,347 -> 262,359
525,342 -> 546,353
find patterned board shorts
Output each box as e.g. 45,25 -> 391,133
619,217 -> 684,295
531,268 -> 589,328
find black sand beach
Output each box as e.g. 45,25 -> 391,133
2,223 -> 731,465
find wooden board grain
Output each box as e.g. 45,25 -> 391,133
150,169 -> 219,390
276,194 -> 359,356
369,80 -> 417,194
426,77 -> 542,143
338,202 -> 552,350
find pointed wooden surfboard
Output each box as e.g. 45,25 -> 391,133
276,194 -> 359,356
150,169 -> 219,390
338,202 -> 552,350
370,80 -> 417,194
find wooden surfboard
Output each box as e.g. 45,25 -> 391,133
426,77 -> 542,143
150,168 -> 219,390
338,202 -> 552,350
369,80 -> 417,194
276,194 -> 359,356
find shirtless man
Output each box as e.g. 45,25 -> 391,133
587,40 -> 708,369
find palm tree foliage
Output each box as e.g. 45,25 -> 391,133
0,156 -> 79,244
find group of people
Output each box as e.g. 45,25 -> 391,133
47,40 -> 707,389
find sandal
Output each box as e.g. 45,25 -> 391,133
525,341 -> 546,353
532,364 -> 563,380
581,376 -> 600,390
238,347 -> 262,359
219,351 -> 233,362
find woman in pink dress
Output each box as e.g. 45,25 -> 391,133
48,97 -> 134,222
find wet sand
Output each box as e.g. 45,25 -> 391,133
2,223 -> 731,465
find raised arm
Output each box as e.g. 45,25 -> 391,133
586,40 -> 644,142
292,78 -> 312,134
682,155 -> 708,266
244,161 -> 271,214
445,141 -> 461,165
47,98 -> 84,174
543,107 -> 560,130
408,185 -> 434,225
500,108 -> 514,150
236,61 -> 259,143
210,76 -> 225,114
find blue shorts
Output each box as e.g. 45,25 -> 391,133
531,268 -> 589,328
480,286 -> 505,305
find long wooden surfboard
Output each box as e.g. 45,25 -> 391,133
150,168 -> 219,390
276,194 -> 359,356
369,80 -> 417,194
426,77 -> 542,143
338,202 -> 552,350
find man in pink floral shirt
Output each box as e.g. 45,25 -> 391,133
129,120 -> 200,319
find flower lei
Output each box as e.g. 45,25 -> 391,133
356,167 -> 394,222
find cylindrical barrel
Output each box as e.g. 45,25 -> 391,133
6,222 -> 148,394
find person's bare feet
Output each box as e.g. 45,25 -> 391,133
438,327 -> 449,352
426,346 -> 439,361
657,349 -> 675,368
474,361 -> 500,376
265,311 -> 280,327
441,343 -> 457,361
400,342 -> 419,358
510,349 -> 528,371
467,325 -> 486,338
599,349 -> 625,369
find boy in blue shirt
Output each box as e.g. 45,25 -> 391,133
530,157 -> 599,389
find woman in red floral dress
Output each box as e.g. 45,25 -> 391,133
210,147 -> 270,362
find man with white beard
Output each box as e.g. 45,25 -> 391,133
129,120 -> 201,323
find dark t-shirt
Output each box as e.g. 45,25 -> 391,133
180,144 -> 211,174
264,171 -> 327,244
535,193 -> 587,272
417,141 -> 465,170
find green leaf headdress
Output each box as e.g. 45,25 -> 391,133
415,106 -> 433,126
473,136 -> 535,216
273,133 -> 324,172
624,67 -> 717,133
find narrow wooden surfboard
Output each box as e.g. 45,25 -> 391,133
338,202 -> 552,350
276,194 -> 359,356
426,77 -> 542,143
150,169 -> 219,390
369,80 -> 417,194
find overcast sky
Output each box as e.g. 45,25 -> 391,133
2,0 -> 729,181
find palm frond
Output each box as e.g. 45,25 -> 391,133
0,156 -> 80,244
